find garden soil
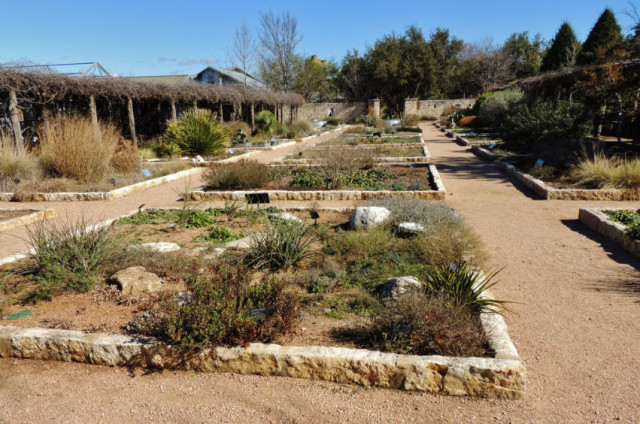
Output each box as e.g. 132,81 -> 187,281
1,124 -> 639,423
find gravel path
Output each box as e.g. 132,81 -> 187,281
1,124 -> 640,423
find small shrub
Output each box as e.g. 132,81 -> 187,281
369,199 -> 462,230
153,142 -> 182,159
203,160 -> 271,190
369,294 -> 489,356
290,168 -> 323,188
292,120 -> 313,134
471,91 -> 494,114
246,220 -> 318,270
424,262 -> 506,313
395,126 -> 422,133
111,138 -> 141,174
194,226 -> 244,243
477,90 -> 524,128
458,116 -> 477,127
165,109 -> 230,155
402,114 -> 420,126
224,121 -> 251,139
325,117 -> 343,126
26,217 -> 125,299
255,110 -> 276,134
136,266 -> 298,350
356,114 -> 379,127
500,100 -> 592,151
39,116 -> 119,182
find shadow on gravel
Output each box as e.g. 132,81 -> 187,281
561,219 -> 640,299
434,155 -> 543,201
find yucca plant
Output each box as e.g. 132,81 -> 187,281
246,220 -> 317,270
165,109 -> 230,156
424,262 -> 507,313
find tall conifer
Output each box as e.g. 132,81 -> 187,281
541,22 -> 580,72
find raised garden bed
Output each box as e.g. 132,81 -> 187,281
276,144 -> 431,165
579,208 -> 640,258
0,208 -> 55,232
0,204 -> 524,398
501,162 -> 640,201
189,164 -> 446,201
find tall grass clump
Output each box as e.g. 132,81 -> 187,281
165,109 -> 230,155
111,137 -> 141,174
0,143 -> 40,184
39,116 -> 119,182
26,217 -> 125,299
246,220 -> 318,270
137,266 -> 298,350
202,160 -> 271,189
571,154 -> 640,189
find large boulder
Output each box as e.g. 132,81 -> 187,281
108,266 -> 162,296
349,206 -> 391,230
378,276 -> 423,303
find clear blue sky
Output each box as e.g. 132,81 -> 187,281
2,0 -> 636,77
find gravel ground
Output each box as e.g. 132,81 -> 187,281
1,124 -> 640,423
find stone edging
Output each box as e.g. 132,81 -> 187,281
500,162 -> 640,200
578,208 -> 640,258
0,205 -> 524,398
0,208 -> 55,232
188,164 -> 446,201
0,128 -> 349,203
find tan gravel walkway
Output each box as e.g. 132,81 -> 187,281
1,124 -> 640,423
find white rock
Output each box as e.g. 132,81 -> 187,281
397,222 -> 425,236
350,206 -> 391,230
225,235 -> 254,249
379,276 -> 423,302
128,242 -> 181,253
268,212 -> 302,223
108,266 -> 162,296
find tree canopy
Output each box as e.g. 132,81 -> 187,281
577,8 -> 623,66
541,22 -> 580,72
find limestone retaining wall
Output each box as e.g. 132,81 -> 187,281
0,208 -> 55,232
578,208 -> 640,258
406,98 -> 476,118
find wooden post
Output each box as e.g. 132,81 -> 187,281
8,90 -> 24,154
88,95 -> 101,140
250,103 -> 255,132
218,103 -> 224,123
127,96 -> 137,145
192,100 -> 198,111
170,101 -> 177,120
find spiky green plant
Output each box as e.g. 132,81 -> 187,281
165,109 -> 230,155
424,262 -> 507,313
246,220 -> 317,270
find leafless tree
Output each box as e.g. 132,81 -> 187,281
231,20 -> 255,86
258,11 -> 302,92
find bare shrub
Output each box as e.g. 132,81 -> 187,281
0,143 -> 40,190
203,160 -> 271,189
402,114 -> 420,126
322,148 -> 375,188
39,116 -> 118,182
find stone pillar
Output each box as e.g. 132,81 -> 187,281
368,98 -> 380,118
404,98 -> 419,116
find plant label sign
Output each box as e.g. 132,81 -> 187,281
228,148 -> 234,155
535,159 -> 544,167
142,169 -> 152,178
488,144 -> 496,150
250,307 -> 269,320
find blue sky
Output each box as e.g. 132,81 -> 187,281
2,1 -> 636,77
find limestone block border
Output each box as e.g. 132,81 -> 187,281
273,145 -> 430,165
501,162 -> 640,200
578,208 -> 640,258
188,164 -> 446,201
0,208 -> 55,232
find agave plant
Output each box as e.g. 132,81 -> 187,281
424,262 -> 508,313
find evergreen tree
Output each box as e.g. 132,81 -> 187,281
576,8 -> 623,66
541,22 -> 580,72
502,31 -> 545,79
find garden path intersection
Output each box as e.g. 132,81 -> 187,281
1,124 -> 639,422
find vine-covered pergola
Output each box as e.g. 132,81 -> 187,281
0,69 -> 304,152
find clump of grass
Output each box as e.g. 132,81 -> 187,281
246,220 -> 318,270
25,216 -> 125,301
0,143 -> 40,190
571,154 -> 640,189
39,116 -> 119,182
203,160 -> 271,190
135,265 -> 298,350
111,137 -> 141,174
369,199 -> 462,230
369,294 -> 490,357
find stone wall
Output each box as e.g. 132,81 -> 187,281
292,102 -> 367,122
405,98 -> 476,118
